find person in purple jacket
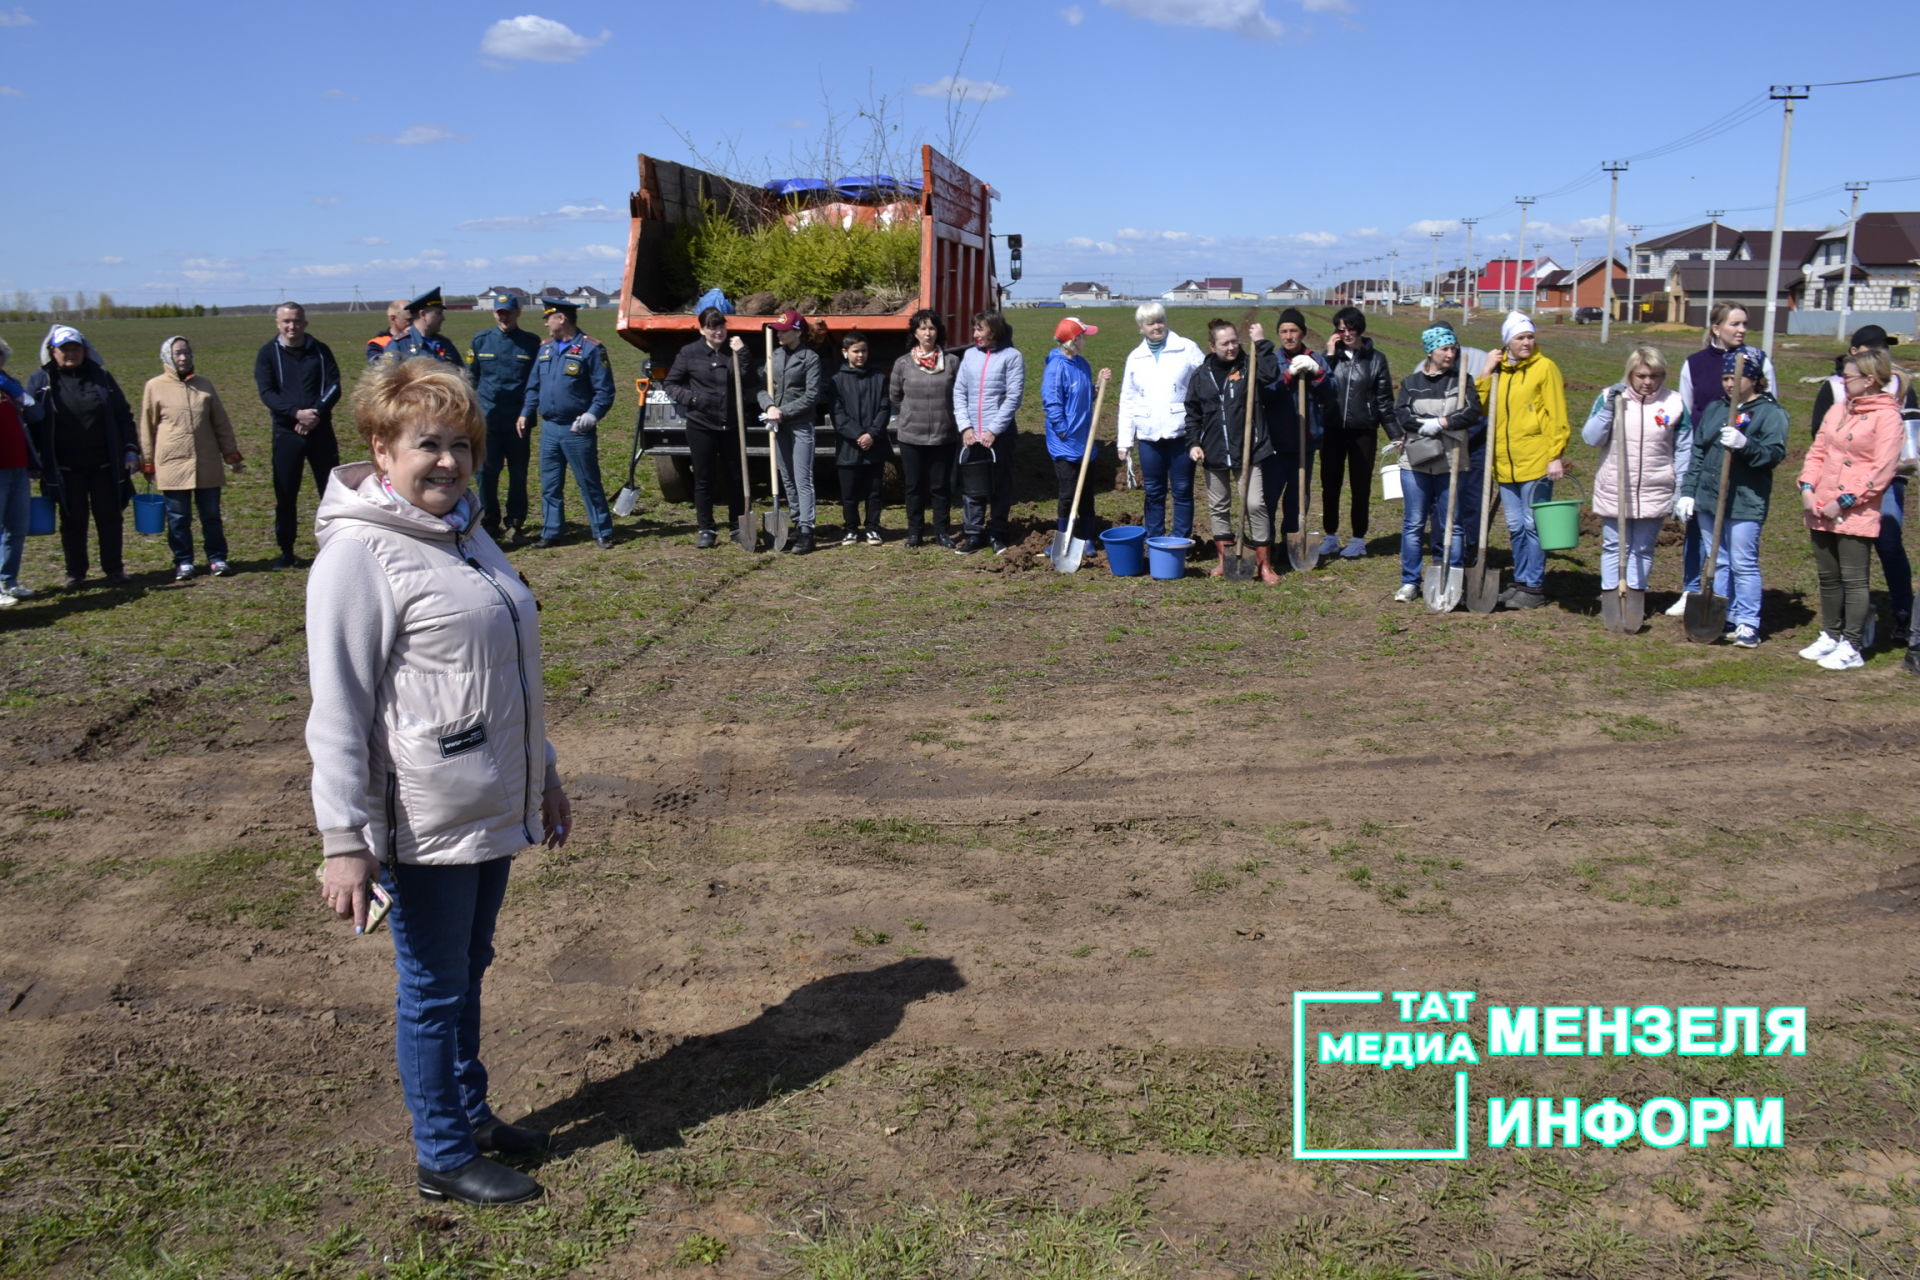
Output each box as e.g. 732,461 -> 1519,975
1671,304 -> 1771,615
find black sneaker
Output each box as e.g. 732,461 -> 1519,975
955,536 -> 985,556
270,553 -> 299,571
991,538 -> 1010,556
840,530 -> 860,547
865,529 -> 884,545
696,529 -> 717,548
472,1117 -> 550,1158
1893,612 -> 1911,646
933,533 -> 956,550
594,536 -> 613,549
1905,648 -> 1920,677
793,528 -> 814,555
905,531 -> 924,549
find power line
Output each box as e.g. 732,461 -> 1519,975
1806,69 -> 1920,87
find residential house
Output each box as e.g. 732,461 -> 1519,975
564,285 -> 614,309
1264,279 -> 1311,301
1796,212 -> 1920,314
1475,258 -> 1562,310
477,285 -> 527,309
1163,279 -> 1207,302
1535,258 -> 1627,311
1665,260 -> 1803,328
1634,221 -> 1739,283
1059,281 -> 1112,302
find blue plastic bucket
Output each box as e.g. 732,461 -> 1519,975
1100,525 -> 1146,576
27,495 -> 54,536
132,493 -> 166,535
1146,535 -> 1193,580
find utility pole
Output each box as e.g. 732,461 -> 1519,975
1600,162 -> 1627,345
1460,218 -> 1479,324
1626,225 -> 1644,325
1704,210 -> 1725,329
1428,231 -> 1444,321
1387,249 -> 1399,316
1566,236 -> 1584,314
1512,197 -> 1536,315
1837,181 -> 1869,341
1761,85 -> 1810,357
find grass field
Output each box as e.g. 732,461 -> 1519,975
2,305 -> 1918,1279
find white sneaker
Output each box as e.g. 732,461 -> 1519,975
1818,640 -> 1864,671
1341,536 -> 1367,559
1393,583 -> 1419,602
1861,614 -> 1877,651
1798,632 -> 1841,661
2,582 -> 31,600
0,591 -> 14,608
1730,624 -> 1760,649
1317,533 -> 1341,556
1665,592 -> 1689,617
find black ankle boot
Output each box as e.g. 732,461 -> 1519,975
417,1155 -> 543,1205
473,1117 -> 550,1158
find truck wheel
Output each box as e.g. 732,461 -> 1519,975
653,455 -> 693,504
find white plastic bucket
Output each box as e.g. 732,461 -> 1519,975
1380,464 -> 1404,502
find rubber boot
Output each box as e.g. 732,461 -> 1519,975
1209,540 -> 1228,578
1254,544 -> 1281,586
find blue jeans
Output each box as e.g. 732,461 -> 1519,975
1680,516 -> 1703,594
539,422 -> 613,540
1877,477 -> 1911,619
1497,477 -> 1553,591
772,424 -> 817,529
1134,436 -> 1195,539
1697,512 -> 1763,630
1599,517 -> 1662,590
163,487 -> 228,567
1400,467 -> 1463,585
385,857 -> 513,1172
0,468 -> 28,586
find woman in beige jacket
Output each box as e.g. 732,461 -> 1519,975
138,335 -> 242,578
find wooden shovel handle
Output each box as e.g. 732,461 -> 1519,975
1064,368 -> 1111,531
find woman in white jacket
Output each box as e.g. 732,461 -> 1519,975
309,359 -> 571,1207
1581,345 -> 1691,601
1117,302 -> 1203,539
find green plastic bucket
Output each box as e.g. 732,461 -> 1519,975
1530,477 -> 1584,552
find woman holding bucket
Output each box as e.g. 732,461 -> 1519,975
1675,347 -> 1788,648
1794,346 -> 1906,670
1389,324 -> 1482,602
22,325 -> 139,589
139,336 -> 245,580
1581,346 -> 1691,607
952,310 -> 1023,555
1475,311 -> 1568,610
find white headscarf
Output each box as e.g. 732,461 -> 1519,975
159,334 -> 192,375
1500,311 -> 1535,346
39,324 -> 107,368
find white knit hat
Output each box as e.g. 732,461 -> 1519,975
1500,311 -> 1535,345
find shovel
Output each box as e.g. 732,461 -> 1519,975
1223,346 -> 1260,580
1683,438 -> 1736,642
1284,375 -> 1319,572
1599,391 -> 1646,633
762,328 -> 791,552
1047,368 -> 1112,574
731,347 -> 759,552
612,377 -> 651,517
1423,440 -> 1464,611
1464,369 -> 1503,613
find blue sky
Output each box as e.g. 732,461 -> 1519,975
3,0 -> 1916,307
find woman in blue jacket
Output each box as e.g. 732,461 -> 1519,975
951,311 -> 1024,555
1042,317 -> 1099,543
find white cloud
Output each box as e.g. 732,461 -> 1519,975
1290,231 -> 1338,248
1062,4 -> 1085,22
1406,219 -> 1457,236
312,195 -> 340,207
1298,0 -> 1349,10
1350,226 -> 1381,238
181,257 -> 235,270
479,15 -> 608,63
765,0 -> 852,10
363,123 -> 462,146
0,8 -> 32,26
1065,236 -> 1118,254
321,88 -> 358,101
359,236 -> 391,246
1117,227 -> 1217,246
912,75 -> 1010,103
0,85 -> 21,97
97,256 -> 125,265
461,202 -> 620,232
1100,0 -> 1283,41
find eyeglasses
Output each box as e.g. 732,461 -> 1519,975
1333,325 -> 1357,334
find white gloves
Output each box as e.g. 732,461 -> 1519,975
1673,496 -> 1696,521
1288,353 -> 1317,377
573,412 -> 598,432
1719,425 -> 1746,449
1418,419 -> 1443,438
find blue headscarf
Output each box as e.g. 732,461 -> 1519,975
1421,325 -> 1457,355
1721,345 -> 1763,381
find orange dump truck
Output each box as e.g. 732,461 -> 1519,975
614,145 -> 1013,501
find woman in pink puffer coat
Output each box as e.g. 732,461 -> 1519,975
1795,346 -> 1907,670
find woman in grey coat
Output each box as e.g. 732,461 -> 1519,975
758,310 -> 822,554
890,308 -> 960,547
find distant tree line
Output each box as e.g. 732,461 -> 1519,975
1,291 -> 220,323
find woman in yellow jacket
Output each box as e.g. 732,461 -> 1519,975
1476,311 -> 1569,608
139,335 -> 243,579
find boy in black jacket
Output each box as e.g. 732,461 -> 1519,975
828,333 -> 895,544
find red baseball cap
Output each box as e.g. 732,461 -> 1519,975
770,309 -> 808,332
1054,316 -> 1098,343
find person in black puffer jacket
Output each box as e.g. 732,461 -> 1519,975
23,325 -> 139,588
662,307 -> 749,547
827,332 -> 895,543
1185,318 -> 1282,583
1319,306 -> 1394,559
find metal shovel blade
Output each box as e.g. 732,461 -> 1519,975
1285,532 -> 1319,572
1046,532 -> 1088,574
765,508 -> 790,552
734,511 -> 759,553
1601,587 -> 1646,634
1683,591 -> 1727,643
1464,557 -> 1500,613
1223,541 -> 1256,580
1424,563 -> 1463,613
612,485 -> 640,518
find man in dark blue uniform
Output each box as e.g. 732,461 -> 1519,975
378,286 -> 465,366
468,293 -> 540,542
520,298 -> 616,548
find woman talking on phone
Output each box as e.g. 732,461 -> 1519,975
308,359 -> 571,1206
